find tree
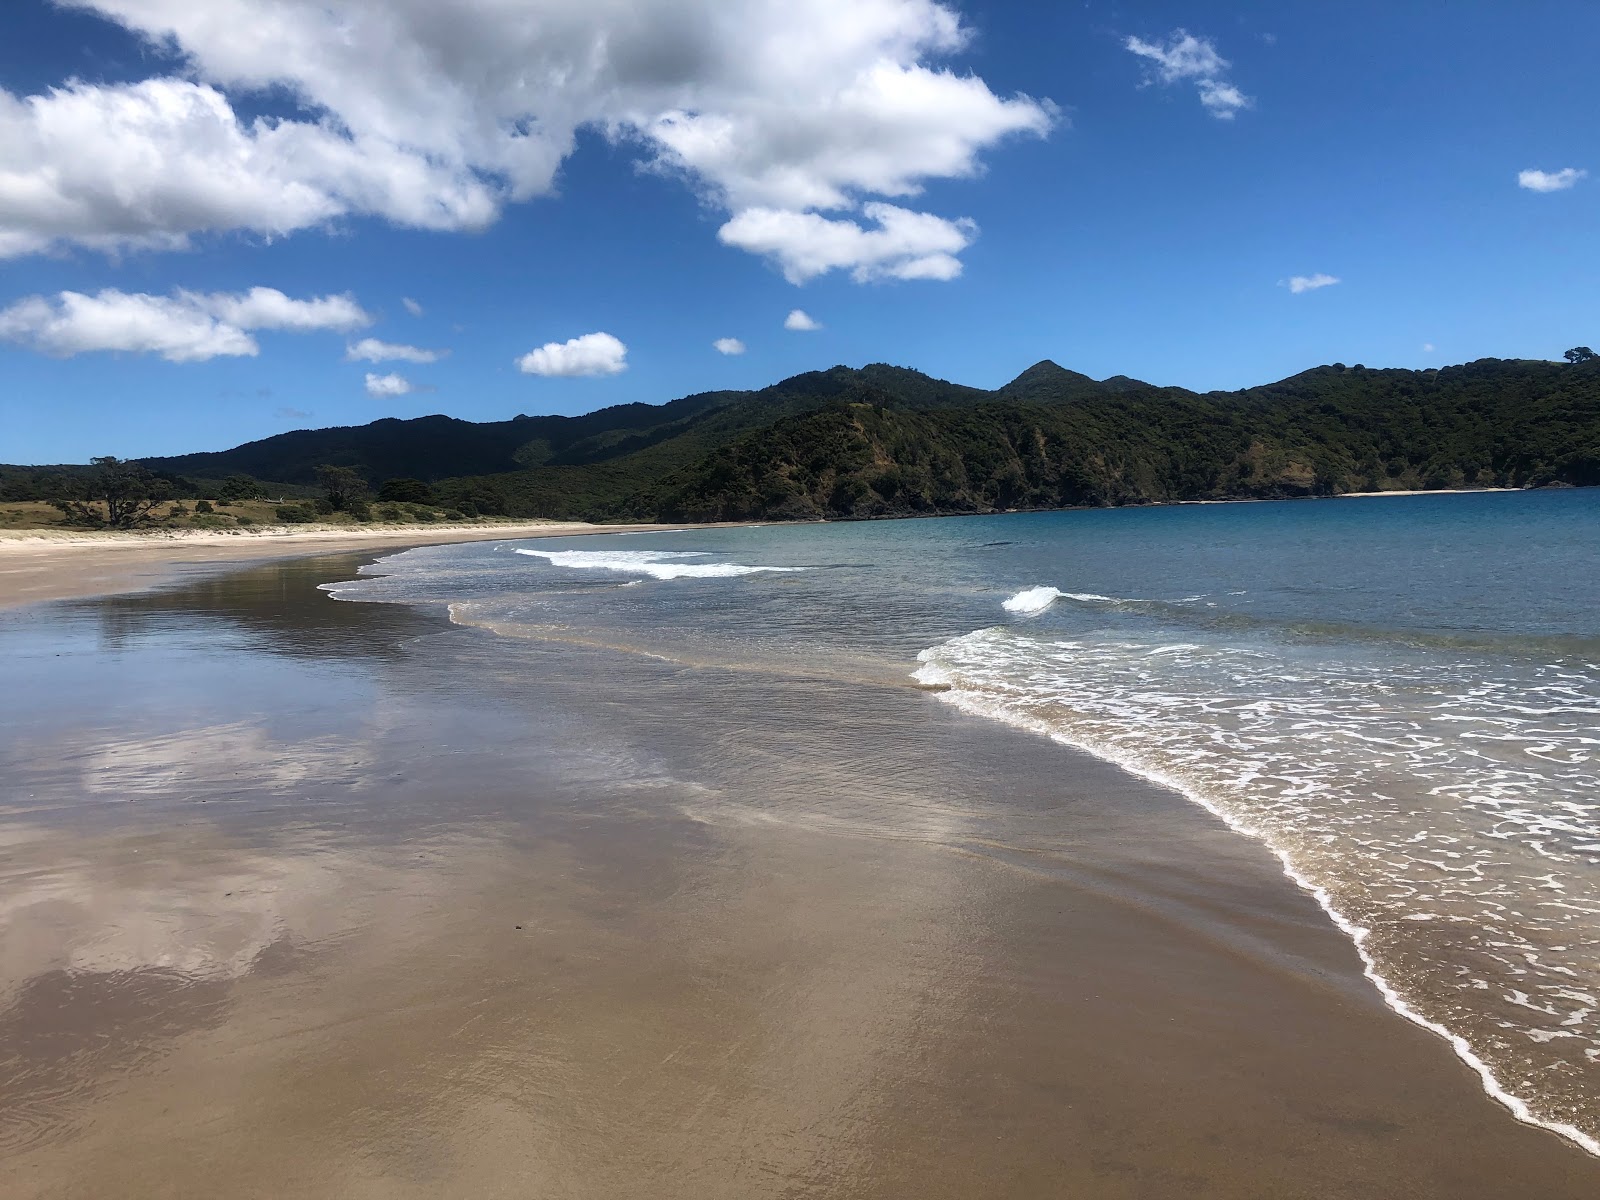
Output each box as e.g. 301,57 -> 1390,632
49,457 -> 170,528
1565,347 -> 1597,364
218,474 -> 264,502
315,464 -> 367,511
377,477 -> 435,503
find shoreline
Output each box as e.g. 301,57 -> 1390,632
0,485 -> 1565,611
0,519 -> 682,610
929,682 -> 1600,1159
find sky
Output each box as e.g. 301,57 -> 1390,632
1,0 -> 1596,462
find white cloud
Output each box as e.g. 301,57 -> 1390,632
203,287 -> 369,332
0,286 -> 370,361
1518,167 -> 1586,193
364,371 -> 413,397
4,1 -> 1055,282
722,202 -> 974,283
1285,273 -> 1340,294
516,331 -> 628,377
401,297 -> 424,317
713,337 -> 746,355
346,337 -> 444,363
784,309 -> 823,331
1126,30 -> 1252,119
1422,342 -> 1436,353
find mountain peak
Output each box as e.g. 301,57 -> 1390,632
998,360 -> 1105,402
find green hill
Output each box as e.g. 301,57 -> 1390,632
4,357 -> 1597,521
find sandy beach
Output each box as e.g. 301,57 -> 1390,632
3,528 -> 1598,1196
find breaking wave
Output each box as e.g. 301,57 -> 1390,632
515,548 -> 807,580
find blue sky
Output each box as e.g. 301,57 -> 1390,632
1,0 -> 1595,462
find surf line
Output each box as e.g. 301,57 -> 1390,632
915,650 -> 1600,1160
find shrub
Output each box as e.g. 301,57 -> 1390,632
411,507 -> 439,523
275,503 -> 317,524
313,497 -> 335,515
234,516 -> 255,527
194,499 -> 214,514
377,504 -> 406,522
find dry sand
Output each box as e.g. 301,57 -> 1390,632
0,520 -> 675,609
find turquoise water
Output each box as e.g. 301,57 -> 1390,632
329,489 -> 1600,1149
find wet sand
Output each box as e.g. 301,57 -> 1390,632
2,553 -> 1598,1197
0,521 -> 678,609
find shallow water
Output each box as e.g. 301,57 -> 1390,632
327,489 -> 1600,1150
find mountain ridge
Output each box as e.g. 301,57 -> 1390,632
3,356 -> 1596,521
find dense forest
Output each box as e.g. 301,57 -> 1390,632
4,356 -> 1597,523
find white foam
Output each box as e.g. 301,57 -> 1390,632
514,548 -> 805,580
1003,586 -> 1062,614
913,626 -> 1600,1157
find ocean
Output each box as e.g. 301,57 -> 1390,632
326,488 -> 1600,1152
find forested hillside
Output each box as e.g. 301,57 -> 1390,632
4,357 -> 1596,521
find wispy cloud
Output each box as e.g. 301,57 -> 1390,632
1285,273 -> 1340,294
346,337 -> 444,364
516,332 -> 628,377
784,309 -> 822,331
713,337 -> 746,355
1518,167 -> 1586,193
401,297 -> 424,317
1126,30 -> 1253,119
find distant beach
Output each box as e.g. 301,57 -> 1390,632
0,520 -> 678,609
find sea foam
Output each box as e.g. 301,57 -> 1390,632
913,624 -> 1600,1155
515,548 -> 805,580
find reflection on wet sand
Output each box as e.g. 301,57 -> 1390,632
4,555 -> 1600,1197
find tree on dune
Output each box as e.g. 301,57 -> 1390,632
316,464 -> 368,512
49,457 -> 170,528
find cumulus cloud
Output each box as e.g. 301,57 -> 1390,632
713,337 -> 746,355
1518,167 -> 1586,192
0,286 -> 369,361
1423,342 -> 1436,353
1285,273 -> 1340,294
516,331 -> 628,377
721,202 -> 974,283
346,337 -> 444,363
3,0 -> 1055,281
364,371 -> 413,397
401,297 -> 424,317
785,309 -> 822,331
1126,30 -> 1252,119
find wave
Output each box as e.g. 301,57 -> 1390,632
913,624 -> 1600,1156
1001,586 -> 1208,615
1002,586 -> 1062,614
514,548 -> 806,580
